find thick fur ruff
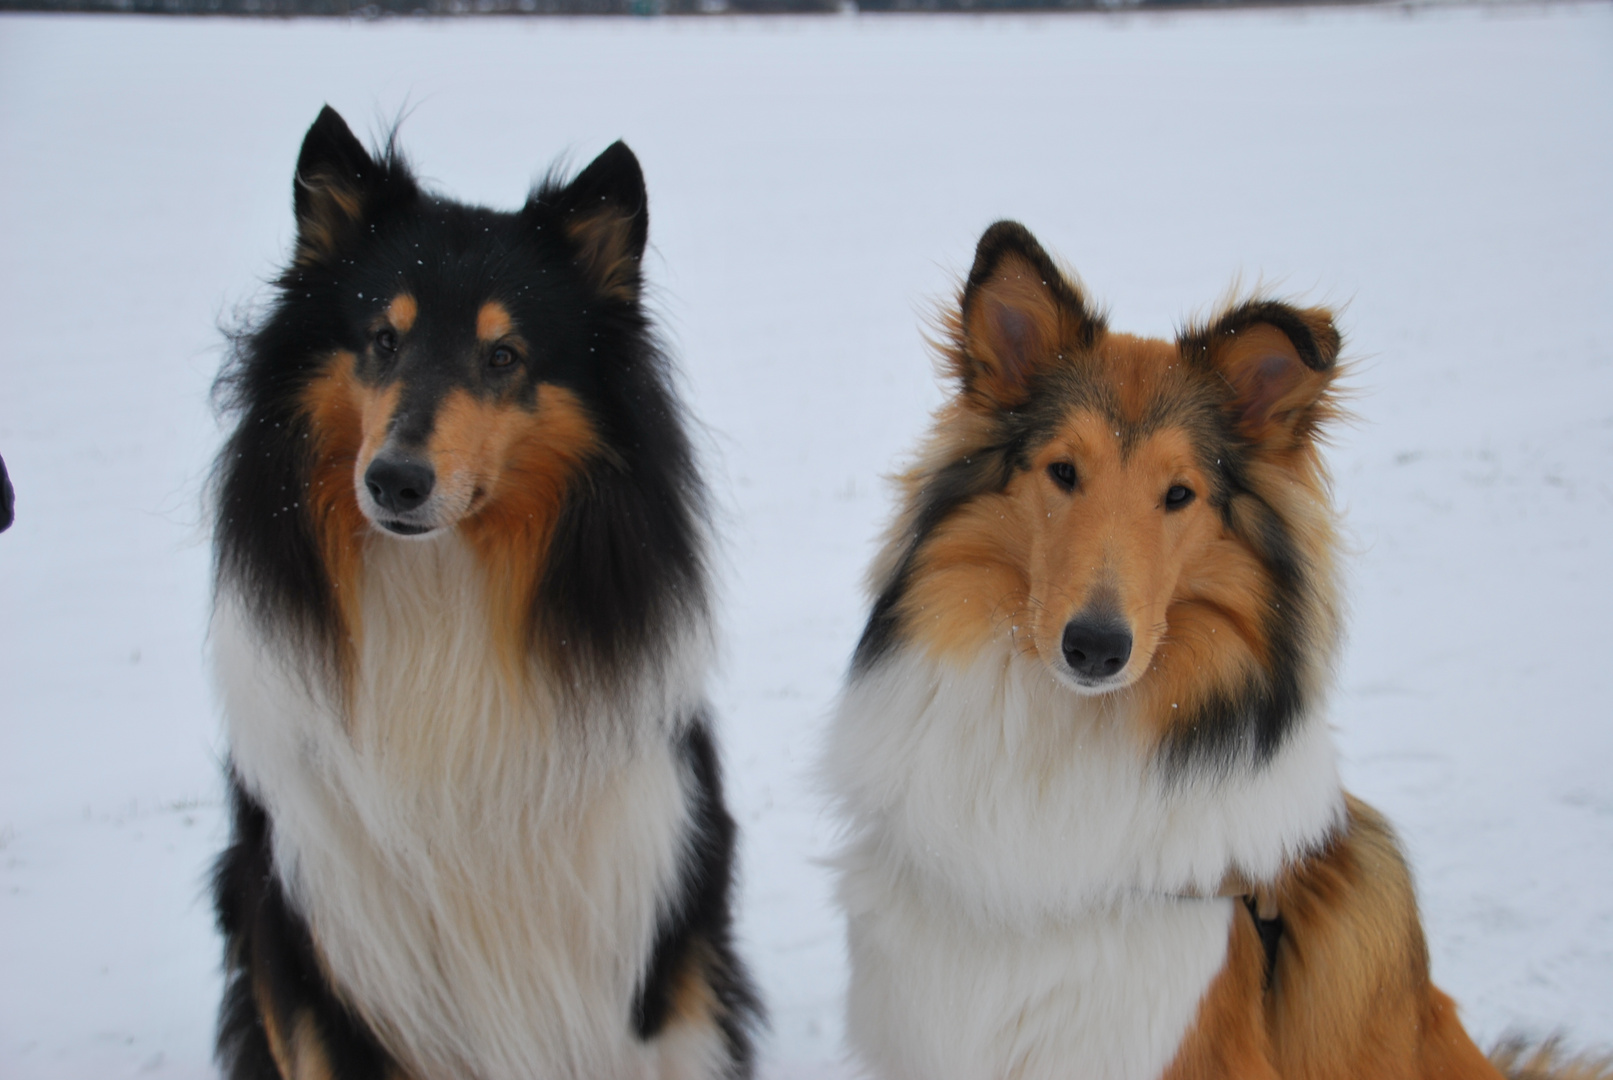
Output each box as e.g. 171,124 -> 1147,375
826,220 -> 1573,1079
210,108 -> 759,1080
829,646 -> 1344,924
829,645 -> 1339,1080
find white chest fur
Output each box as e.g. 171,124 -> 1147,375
825,646 -> 1344,1080
214,535 -> 708,1080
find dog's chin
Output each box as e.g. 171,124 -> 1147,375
356,492 -> 466,540
1048,664 -> 1133,698
374,519 -> 444,539
356,505 -> 454,540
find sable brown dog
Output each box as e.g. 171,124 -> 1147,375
825,220 -> 1605,1080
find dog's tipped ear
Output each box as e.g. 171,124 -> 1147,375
293,106 -> 383,265
547,141 -> 648,302
957,221 -> 1099,409
1191,300 -> 1342,450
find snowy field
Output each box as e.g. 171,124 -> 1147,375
1,6 -> 1610,1077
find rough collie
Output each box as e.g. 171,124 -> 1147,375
210,107 -> 760,1080
825,220 -> 1603,1080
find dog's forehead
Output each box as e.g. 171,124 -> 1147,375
371,285 -> 494,342
1088,332 -> 1190,408
368,211 -> 549,332
1044,406 -> 1202,467
1032,333 -> 1215,459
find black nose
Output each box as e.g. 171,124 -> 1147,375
364,457 -> 435,515
1061,618 -> 1133,681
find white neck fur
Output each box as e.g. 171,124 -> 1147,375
826,644 -> 1345,1080
215,533 -> 711,1080
827,643 -> 1345,925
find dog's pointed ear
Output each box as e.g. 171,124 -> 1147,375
545,141 -> 648,302
1190,300 -> 1342,451
956,221 -> 1099,409
293,107 -> 384,265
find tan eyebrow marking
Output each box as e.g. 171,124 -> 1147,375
476,301 -> 513,343
386,293 -> 417,334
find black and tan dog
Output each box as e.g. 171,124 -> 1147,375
210,107 -> 760,1080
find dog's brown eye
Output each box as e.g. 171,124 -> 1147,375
1047,462 -> 1078,492
374,328 -> 399,355
1165,485 -> 1195,511
489,345 -> 516,369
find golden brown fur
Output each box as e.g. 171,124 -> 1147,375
1160,799 -> 1527,1080
1232,798 -> 1498,1080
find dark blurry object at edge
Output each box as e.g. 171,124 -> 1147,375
0,453 -> 12,533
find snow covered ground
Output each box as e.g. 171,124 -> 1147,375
1,6 -> 1610,1077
